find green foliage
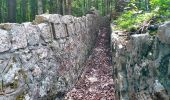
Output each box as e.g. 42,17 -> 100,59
150,0 -> 170,10
114,10 -> 155,31
71,0 -> 84,16
150,0 -> 170,18
113,0 -> 170,31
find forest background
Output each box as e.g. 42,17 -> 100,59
0,0 -> 170,28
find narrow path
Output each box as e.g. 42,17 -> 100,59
65,23 -> 115,100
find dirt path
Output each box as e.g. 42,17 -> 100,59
65,23 -> 115,100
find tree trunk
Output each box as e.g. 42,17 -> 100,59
63,0 -> 66,15
38,0 -> 43,14
43,0 -> 48,13
145,0 -> 149,11
67,0 -> 72,15
58,0 -> 63,15
83,0 -> 86,14
22,0 -> 27,21
103,0 -> 105,15
7,0 -> 16,22
30,0 -> 37,20
49,0 -> 54,13
0,0 -> 2,22
96,0 -> 99,9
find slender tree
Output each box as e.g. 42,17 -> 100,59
30,0 -> 37,20
43,0 -> 46,13
145,0 -> 150,11
67,0 -> 72,15
0,0 -> 2,22
38,0 -> 43,14
58,0 -> 63,15
22,0 -> 27,22
63,0 -> 66,15
7,0 -> 16,22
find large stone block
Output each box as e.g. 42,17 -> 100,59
23,22 -> 40,46
34,14 -> 51,24
0,29 -> 11,52
10,24 -> 27,50
62,15 -> 74,24
54,24 -> 68,38
74,22 -> 81,34
49,14 -> 62,23
0,53 -> 11,74
158,22 -> 170,44
80,21 -> 86,33
67,23 -> 75,35
38,23 -> 53,42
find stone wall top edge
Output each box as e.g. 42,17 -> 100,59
0,14 -> 99,28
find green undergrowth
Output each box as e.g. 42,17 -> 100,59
113,0 -> 170,32
113,9 -> 158,31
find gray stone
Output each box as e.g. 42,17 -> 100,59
10,24 -> 27,50
112,25 -> 170,100
0,53 -> 11,74
131,33 -> 150,40
0,96 -> 15,100
75,22 -> 81,34
3,63 -> 21,84
38,23 -> 52,42
54,24 -> 68,38
0,13 -> 100,100
153,80 -> 169,100
73,17 -> 79,23
23,22 -> 40,45
34,14 -> 51,24
158,21 -> 170,44
19,51 -> 33,65
80,21 -> 86,33
0,23 -> 12,30
34,47 -> 49,59
2,55 -> 21,84
154,80 -> 165,92
49,14 -> 62,23
62,15 -> 74,24
67,23 -> 75,35
0,29 -> 11,52
58,38 -> 67,44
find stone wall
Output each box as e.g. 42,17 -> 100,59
112,22 -> 170,100
0,13 -> 100,100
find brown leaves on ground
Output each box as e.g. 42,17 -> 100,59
65,26 -> 115,100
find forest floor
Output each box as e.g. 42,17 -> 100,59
65,21 -> 115,99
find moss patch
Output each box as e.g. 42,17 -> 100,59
16,92 -> 25,100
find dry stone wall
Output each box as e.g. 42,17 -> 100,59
112,22 -> 170,100
0,13 -> 100,100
